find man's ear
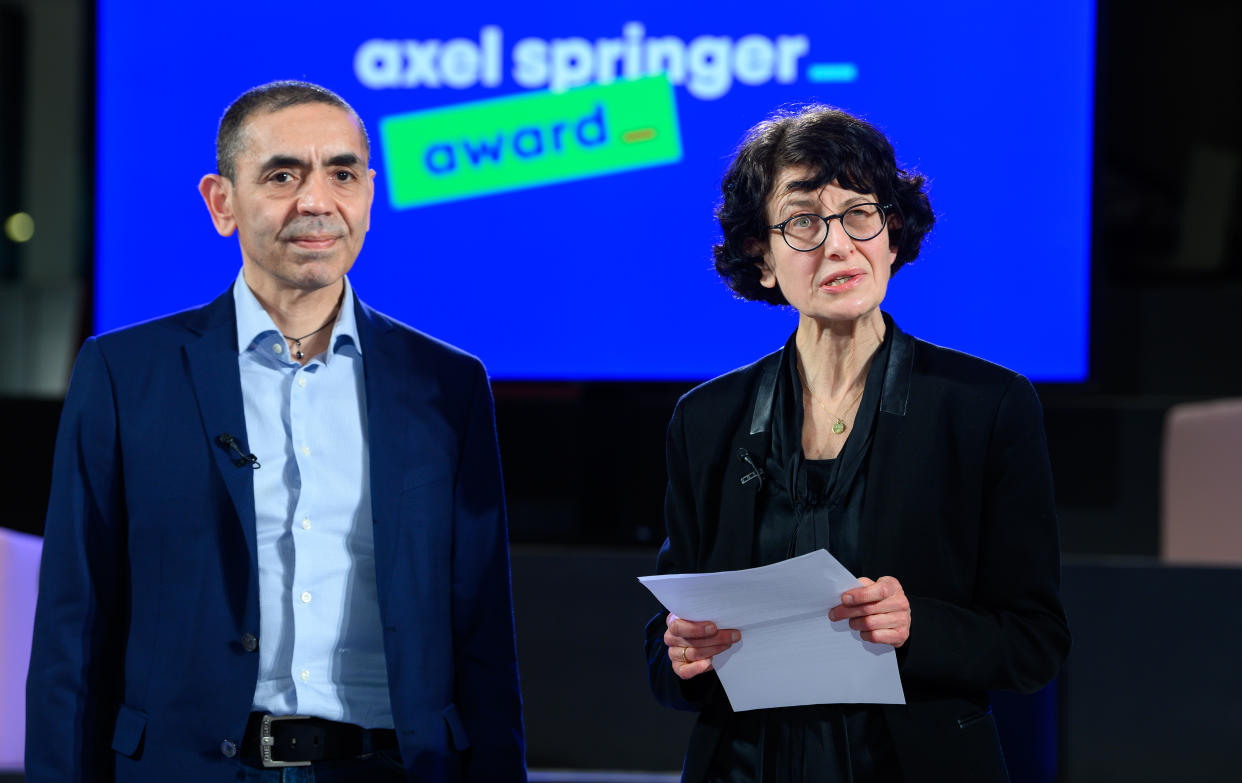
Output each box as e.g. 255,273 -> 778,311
198,174 -> 237,237
364,169 -> 377,232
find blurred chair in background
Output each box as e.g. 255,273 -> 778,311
1161,397 -> 1242,565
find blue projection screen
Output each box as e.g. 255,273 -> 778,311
96,2 -> 1093,381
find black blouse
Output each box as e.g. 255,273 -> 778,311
706,330 -> 903,783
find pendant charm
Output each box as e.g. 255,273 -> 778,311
281,310 -> 337,364
832,419 -> 846,435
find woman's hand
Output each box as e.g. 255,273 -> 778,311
663,613 -> 740,680
829,576 -> 911,647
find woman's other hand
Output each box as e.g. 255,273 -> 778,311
664,613 -> 740,680
829,576 -> 911,647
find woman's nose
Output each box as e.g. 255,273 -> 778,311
820,216 -> 853,255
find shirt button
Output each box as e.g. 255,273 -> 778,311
272,343 -> 284,354
300,669 -> 310,682
300,591 -> 312,604
301,518 -> 311,530
220,739 -> 238,758
301,445 -> 311,456
241,632 -> 258,652
297,376 -> 307,388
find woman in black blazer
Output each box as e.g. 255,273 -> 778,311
644,106 -> 1070,782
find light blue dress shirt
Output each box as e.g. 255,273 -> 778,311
233,271 -> 393,729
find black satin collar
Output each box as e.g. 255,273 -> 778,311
749,312 -> 913,437
750,354 -> 780,436
879,312 -> 914,416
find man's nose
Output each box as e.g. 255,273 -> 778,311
297,172 -> 333,214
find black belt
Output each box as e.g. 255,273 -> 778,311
240,712 -> 399,768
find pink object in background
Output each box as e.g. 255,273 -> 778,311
1162,398 -> 1242,565
0,527 -> 41,771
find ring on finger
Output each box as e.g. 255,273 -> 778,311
681,646 -> 689,664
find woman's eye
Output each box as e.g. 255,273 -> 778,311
790,216 -> 814,229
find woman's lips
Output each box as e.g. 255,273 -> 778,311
819,271 -> 864,292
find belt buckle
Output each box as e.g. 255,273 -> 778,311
260,714 -> 313,768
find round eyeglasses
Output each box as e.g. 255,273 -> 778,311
767,202 -> 894,251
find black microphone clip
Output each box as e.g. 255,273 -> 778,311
216,433 -> 261,469
737,448 -> 764,489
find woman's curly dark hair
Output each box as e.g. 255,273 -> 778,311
713,105 -> 935,305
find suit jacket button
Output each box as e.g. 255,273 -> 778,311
241,633 -> 258,652
220,739 -> 238,758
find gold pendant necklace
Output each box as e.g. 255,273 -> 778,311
799,370 -> 866,435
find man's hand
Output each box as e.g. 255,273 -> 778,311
829,576 -> 911,647
663,613 -> 740,680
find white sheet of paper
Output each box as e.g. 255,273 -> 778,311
639,549 -> 906,711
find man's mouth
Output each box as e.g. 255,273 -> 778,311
290,235 -> 339,248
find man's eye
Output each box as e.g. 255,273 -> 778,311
270,172 -> 294,184
334,170 -> 355,182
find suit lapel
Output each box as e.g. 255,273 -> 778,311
354,299 -> 404,595
184,290 -> 258,569
859,318 -> 916,576
880,316 -> 915,416
711,351 -> 781,571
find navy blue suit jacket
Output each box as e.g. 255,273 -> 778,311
26,289 -> 525,782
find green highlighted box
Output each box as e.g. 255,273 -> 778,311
380,75 -> 683,209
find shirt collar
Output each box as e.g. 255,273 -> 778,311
232,269 -> 362,360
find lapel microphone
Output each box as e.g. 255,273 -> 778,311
216,433 -> 261,469
737,448 -> 764,490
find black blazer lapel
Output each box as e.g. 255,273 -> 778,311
880,316 -> 915,417
710,351 -> 781,571
858,319 -> 916,577
183,290 -> 258,570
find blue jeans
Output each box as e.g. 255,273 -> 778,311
234,750 -> 407,782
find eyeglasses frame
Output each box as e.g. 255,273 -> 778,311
766,202 -> 895,252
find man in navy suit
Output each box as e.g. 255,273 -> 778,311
26,81 -> 525,782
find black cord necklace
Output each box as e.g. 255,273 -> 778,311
282,315 -> 335,360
